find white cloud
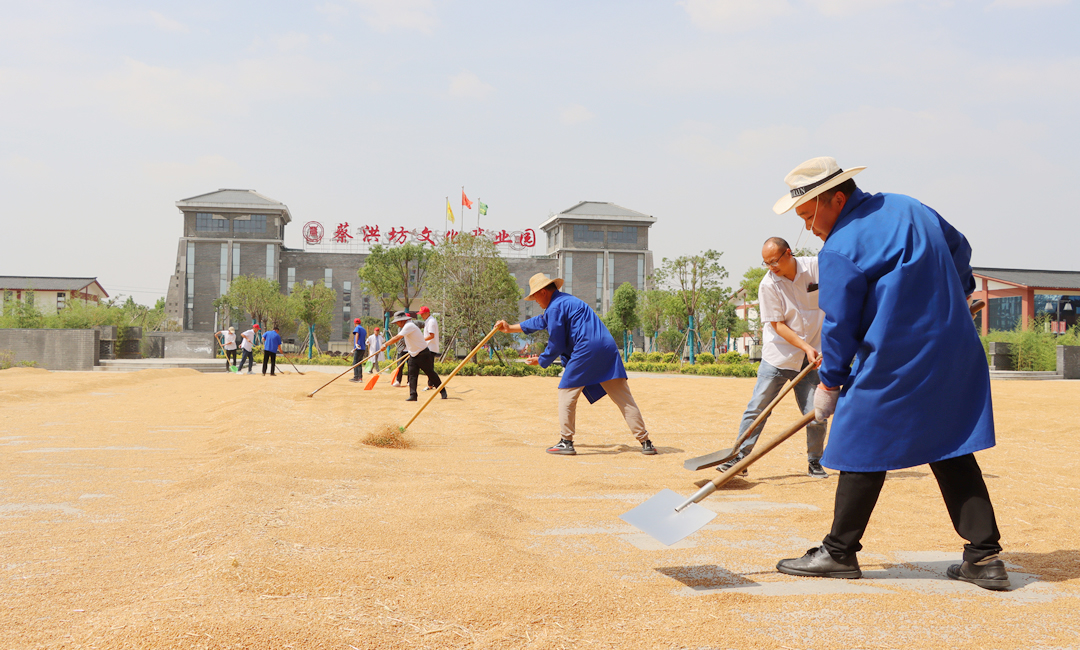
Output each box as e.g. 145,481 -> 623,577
142,155 -> 246,187
448,71 -> 494,100
274,32 -> 310,52
316,3 -> 349,20
560,104 -> 594,125
150,11 -> 188,34
0,154 -> 51,179
988,0 -> 1069,7
669,121 -> 809,168
678,0 -> 794,31
352,0 -> 436,33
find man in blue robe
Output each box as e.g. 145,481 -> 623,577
771,157 -> 1008,590
495,273 -> 657,456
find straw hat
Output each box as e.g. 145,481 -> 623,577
772,157 -> 866,215
390,310 -> 412,324
525,273 -> 564,301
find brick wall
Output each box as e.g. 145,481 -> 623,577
0,329 -> 100,371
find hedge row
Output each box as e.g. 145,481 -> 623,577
433,362 -> 563,377
627,350 -> 748,365
625,361 -> 759,377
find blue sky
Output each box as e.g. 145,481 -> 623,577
2,0 -> 1077,304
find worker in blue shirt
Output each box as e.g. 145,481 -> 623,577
262,325 -> 282,376
770,157 -> 1007,591
350,318 -> 367,383
496,273 -> 657,456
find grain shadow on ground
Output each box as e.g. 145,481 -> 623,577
1005,550 -> 1080,582
655,564 -> 755,589
573,443 -> 685,455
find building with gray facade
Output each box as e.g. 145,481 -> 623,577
166,190 -> 655,341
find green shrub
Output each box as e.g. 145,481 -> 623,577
718,351 -> 745,365
432,361 -> 562,377
695,352 -> 715,364
981,322 -> 1079,372
680,363 -> 759,378
660,352 -> 677,364
629,351 -> 647,363
646,352 -> 664,363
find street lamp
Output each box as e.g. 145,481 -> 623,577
1044,298 -> 1074,333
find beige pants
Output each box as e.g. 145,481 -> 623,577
558,378 -> 649,442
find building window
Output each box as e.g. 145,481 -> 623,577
637,254 -> 645,290
287,268 -> 296,294
342,281 -> 352,337
609,226 -> 638,244
564,253 -> 573,296
3,290 -> 13,315
220,243 -> 229,297
196,213 -> 228,232
363,296 -> 370,317
266,244 -> 275,280
574,224 -> 605,243
233,215 -> 267,233
608,255 -> 615,305
232,244 -> 240,278
324,268 -> 333,288
186,242 -> 195,329
596,254 -> 604,311
56,292 -> 66,311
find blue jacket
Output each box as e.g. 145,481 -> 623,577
520,290 -> 627,402
263,330 -> 282,353
818,188 -> 994,471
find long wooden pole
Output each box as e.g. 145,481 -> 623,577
306,349 -> 381,398
401,326 -> 499,431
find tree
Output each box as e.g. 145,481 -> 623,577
425,233 -> 521,356
655,250 -> 728,361
605,282 -> 641,356
740,267 -> 767,302
699,286 -> 736,352
636,288 -> 672,351
215,276 -> 288,330
288,281 -> 337,350
357,243 -> 434,313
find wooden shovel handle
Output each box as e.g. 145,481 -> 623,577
725,361 -> 817,456
306,349 -> 380,397
401,326 -> 500,432
709,412 -> 817,491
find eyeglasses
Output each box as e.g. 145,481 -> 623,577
761,250 -> 790,268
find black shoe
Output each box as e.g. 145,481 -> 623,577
808,460 -> 828,478
641,439 -> 657,455
405,396 -> 418,402
717,453 -> 748,477
348,378 -> 360,382
947,556 -> 1010,590
440,389 -> 448,399
546,439 -> 575,455
776,546 -> 862,579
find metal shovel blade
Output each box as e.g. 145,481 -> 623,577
619,489 -> 717,547
683,447 -> 738,471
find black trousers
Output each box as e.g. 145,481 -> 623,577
822,453 -> 1002,564
352,348 -> 366,380
262,351 -> 277,375
225,349 -> 237,370
407,349 -> 445,399
239,349 -> 254,372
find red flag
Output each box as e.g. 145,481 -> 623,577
461,189 -> 473,210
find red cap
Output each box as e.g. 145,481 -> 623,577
419,306 -> 431,315
354,318 -> 362,324
253,324 -> 260,329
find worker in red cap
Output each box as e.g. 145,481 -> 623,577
418,307 -> 441,391
239,324 -> 259,374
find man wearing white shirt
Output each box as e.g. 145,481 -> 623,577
383,310 -> 446,402
365,327 -> 385,372
419,306 -> 441,391
718,237 -> 829,478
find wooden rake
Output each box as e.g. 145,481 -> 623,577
400,326 -> 499,432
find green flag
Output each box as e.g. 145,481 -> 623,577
478,201 -> 488,216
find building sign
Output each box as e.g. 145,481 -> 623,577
302,223 -> 537,252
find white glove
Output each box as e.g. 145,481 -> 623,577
814,385 -> 840,423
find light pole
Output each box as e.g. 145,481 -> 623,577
1044,298 -> 1074,333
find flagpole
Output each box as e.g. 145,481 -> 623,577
477,197 -> 480,231
444,197 -> 448,238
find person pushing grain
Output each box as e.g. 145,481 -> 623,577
770,157 -> 1008,590
496,273 -> 657,456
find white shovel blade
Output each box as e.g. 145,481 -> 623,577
619,488 -> 717,546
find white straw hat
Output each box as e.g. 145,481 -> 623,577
772,157 -> 866,214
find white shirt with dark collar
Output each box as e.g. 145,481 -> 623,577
758,256 -> 824,371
